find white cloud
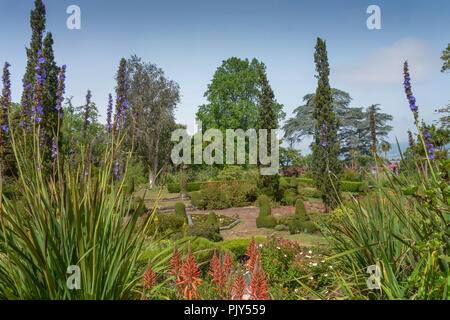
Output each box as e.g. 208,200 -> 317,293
334,38 -> 439,84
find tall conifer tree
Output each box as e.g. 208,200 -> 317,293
311,38 -> 342,211
257,64 -> 281,201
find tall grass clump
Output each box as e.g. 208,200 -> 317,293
0,58 -> 161,299
320,62 -> 449,300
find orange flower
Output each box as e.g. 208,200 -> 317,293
141,260 -> 156,300
248,259 -> 269,300
179,242 -> 202,300
232,273 -> 246,300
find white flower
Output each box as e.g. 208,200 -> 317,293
276,246 -> 280,250
321,260 -> 325,263
309,276 -> 314,280
324,273 -> 328,277
312,262 -> 317,267
259,243 -> 263,248
294,288 -> 298,293
308,250 -> 312,254
305,255 -> 311,259
300,251 -> 303,255
284,254 -> 287,257
329,265 -> 333,269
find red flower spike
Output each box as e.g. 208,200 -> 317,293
142,260 -> 156,300
179,242 -> 202,300
249,258 -> 269,300
232,273 -> 246,300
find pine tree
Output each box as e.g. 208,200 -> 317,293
311,38 -> 342,211
256,64 -> 281,201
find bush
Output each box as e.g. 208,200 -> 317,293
206,212 -> 220,233
201,185 -> 231,210
288,199 -> 317,234
183,225 -> 223,242
174,202 -> 187,221
256,194 -> 271,208
274,224 -> 288,231
282,189 -> 298,205
217,165 -> 245,181
256,215 -> 277,228
294,198 -> 308,222
298,187 -> 321,198
342,169 -> 362,182
190,191 -> 205,209
340,181 -> 364,193
167,183 -> 181,193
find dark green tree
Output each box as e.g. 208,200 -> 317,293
21,0 -> 60,172
256,64 -> 282,201
311,38 -> 342,211
22,0 -> 46,109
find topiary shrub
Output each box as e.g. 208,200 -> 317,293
288,199 -> 317,234
174,202 -> 187,221
289,176 -> 298,188
167,183 -> 181,193
256,195 -> 276,228
190,191 -> 205,209
256,215 -> 277,228
206,212 -> 220,233
256,194 -> 271,208
294,198 -> 308,222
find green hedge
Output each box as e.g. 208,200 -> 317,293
169,178 -> 366,194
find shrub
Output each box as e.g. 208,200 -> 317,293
256,195 -> 276,228
282,189 -> 298,205
342,169 -> 362,182
206,212 -> 220,233
256,215 -> 277,228
298,187 -> 321,198
190,191 -> 205,209
294,198 -> 308,222
174,202 -> 187,221
274,224 -> 288,231
183,225 -> 223,242
288,199 -> 317,234
256,194 -> 271,208
340,181 -> 364,193
201,185 -> 230,210
289,177 -> 298,188
217,165 -> 245,181
167,183 -> 181,193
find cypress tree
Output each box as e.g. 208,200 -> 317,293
22,0 -> 60,172
311,38 -> 342,211
256,64 -> 281,201
22,0 -> 46,110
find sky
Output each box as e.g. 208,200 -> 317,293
0,0 -> 449,154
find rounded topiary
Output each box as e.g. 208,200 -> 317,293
288,218 -> 302,234
256,215 -> 277,228
206,211 -> 220,233
174,202 -> 187,221
294,198 -> 308,222
299,221 -> 318,233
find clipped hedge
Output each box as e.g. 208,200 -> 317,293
169,178 -> 367,194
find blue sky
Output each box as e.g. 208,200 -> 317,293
1,0 -> 449,153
